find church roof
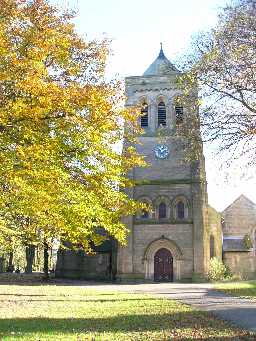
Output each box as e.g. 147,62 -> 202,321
143,44 -> 179,76
222,194 -> 256,214
223,237 -> 250,252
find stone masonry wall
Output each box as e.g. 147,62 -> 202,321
207,206 -> 222,261
117,63 -> 209,281
224,252 -> 256,279
55,250 -> 111,280
222,195 -> 256,236
133,224 -> 193,279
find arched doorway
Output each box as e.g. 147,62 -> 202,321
144,238 -> 183,281
154,248 -> 173,282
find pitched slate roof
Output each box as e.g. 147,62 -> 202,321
223,237 -> 250,252
222,194 -> 256,214
143,44 -> 179,76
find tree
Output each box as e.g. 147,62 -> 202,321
178,0 -> 256,166
25,244 -> 35,273
0,0 -> 145,265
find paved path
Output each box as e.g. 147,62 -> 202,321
66,281 -> 256,332
126,283 -> 256,332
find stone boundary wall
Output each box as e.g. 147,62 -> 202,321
223,251 -> 256,279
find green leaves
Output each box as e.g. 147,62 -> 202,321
0,0 -> 144,252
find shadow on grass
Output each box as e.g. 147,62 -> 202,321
0,298 -> 161,303
0,312 -> 255,339
0,275 -> 194,286
217,287 -> 256,298
0,293 -> 49,297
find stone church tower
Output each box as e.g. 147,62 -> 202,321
117,46 -> 210,281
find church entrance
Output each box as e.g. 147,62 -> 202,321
154,248 -> 173,282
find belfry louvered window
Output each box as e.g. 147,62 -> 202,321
158,102 -> 166,126
175,106 -> 183,124
141,103 -> 148,128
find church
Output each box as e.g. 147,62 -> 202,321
56,47 -> 256,282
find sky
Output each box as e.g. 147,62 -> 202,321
53,0 -> 256,211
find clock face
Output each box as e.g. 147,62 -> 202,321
154,145 -> 170,159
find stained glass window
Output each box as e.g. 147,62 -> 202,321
159,202 -> 167,219
177,201 -> 185,219
210,235 -> 215,258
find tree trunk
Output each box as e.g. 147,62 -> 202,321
0,257 -> 4,273
25,245 -> 35,273
7,252 -> 14,272
43,242 -> 49,280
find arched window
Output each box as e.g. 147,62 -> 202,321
173,197 -> 189,221
159,202 -> 167,219
175,105 -> 183,124
141,103 -> 148,128
141,209 -> 149,219
158,102 -> 166,126
137,197 -> 153,220
177,201 -> 185,219
210,235 -> 215,258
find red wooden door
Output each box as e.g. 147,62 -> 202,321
154,248 -> 173,282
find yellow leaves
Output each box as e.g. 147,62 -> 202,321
0,0 -> 145,250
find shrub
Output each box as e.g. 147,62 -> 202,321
207,257 -> 232,282
243,234 -> 253,250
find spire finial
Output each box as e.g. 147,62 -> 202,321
158,42 -> 165,59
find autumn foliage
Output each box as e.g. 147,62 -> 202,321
0,0 -> 145,251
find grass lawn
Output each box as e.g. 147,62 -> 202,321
0,284 -> 255,341
215,280 -> 256,299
